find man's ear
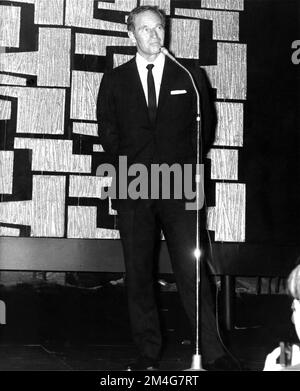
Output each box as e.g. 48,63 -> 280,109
128,31 -> 136,45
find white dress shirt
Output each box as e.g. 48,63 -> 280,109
135,52 -> 165,105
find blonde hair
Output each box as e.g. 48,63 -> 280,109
287,264 -> 300,300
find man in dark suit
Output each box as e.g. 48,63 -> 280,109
97,5 -> 239,371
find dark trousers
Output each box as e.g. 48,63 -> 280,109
117,199 -> 225,363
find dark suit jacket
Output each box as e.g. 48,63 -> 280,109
97,56 -> 215,208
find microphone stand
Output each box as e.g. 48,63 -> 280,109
160,48 -> 205,371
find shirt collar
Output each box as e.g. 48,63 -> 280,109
136,51 -> 165,71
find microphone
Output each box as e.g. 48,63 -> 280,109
160,46 -> 174,59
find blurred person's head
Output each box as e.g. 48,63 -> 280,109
288,264 -> 300,339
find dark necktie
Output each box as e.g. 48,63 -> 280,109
146,64 -> 157,124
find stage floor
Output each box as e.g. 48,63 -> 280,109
0,277 -> 296,371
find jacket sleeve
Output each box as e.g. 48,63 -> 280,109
191,66 -> 217,158
97,72 -> 119,160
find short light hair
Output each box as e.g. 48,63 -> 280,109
127,5 -> 166,32
288,263 -> 300,300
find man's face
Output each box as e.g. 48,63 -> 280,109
128,10 -> 165,61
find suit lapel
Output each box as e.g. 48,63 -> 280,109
127,59 -> 149,119
156,57 -> 178,120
